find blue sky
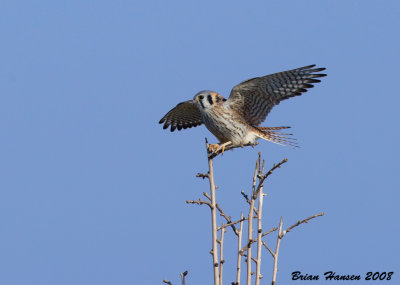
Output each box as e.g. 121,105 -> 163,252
1,1 -> 399,284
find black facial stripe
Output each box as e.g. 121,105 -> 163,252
207,94 -> 213,105
199,99 -> 205,109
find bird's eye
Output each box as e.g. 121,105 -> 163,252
198,95 -> 204,100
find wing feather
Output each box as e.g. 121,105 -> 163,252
159,100 -> 203,132
227,65 -> 327,126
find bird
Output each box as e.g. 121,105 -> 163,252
159,65 -> 326,154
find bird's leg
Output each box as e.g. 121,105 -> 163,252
207,141 -> 232,155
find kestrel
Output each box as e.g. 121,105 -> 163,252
159,65 -> 326,153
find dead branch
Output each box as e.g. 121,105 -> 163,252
246,160 -> 259,285
253,158 -> 288,200
281,212 -> 325,237
208,142 -> 259,159
196,173 -> 209,179
255,155 -> 265,285
186,198 -> 212,209
262,227 -> 278,238
239,226 -> 278,254
180,271 -> 188,285
203,192 -> 212,201
271,217 -> 283,285
262,241 -> 274,258
219,228 -> 226,285
235,212 -> 244,285
185,146 -> 324,285
215,203 -> 240,235
207,140 -> 220,285
217,217 -> 246,231
270,213 -> 324,285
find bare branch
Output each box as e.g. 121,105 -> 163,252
214,203 -> 240,235
246,159 -> 258,285
281,212 -> 325,238
163,280 -> 173,285
186,198 -> 212,209
219,228 -> 226,285
196,173 -> 209,179
241,225 -> 279,254
262,241 -> 275,258
217,217 -> 246,231
240,190 -> 251,205
180,271 -> 188,285
253,158 -> 288,200
203,192 -> 212,201
208,142 -> 259,159
262,227 -> 278,238
206,145 -> 220,285
236,212 -> 244,285
271,217 -> 283,285
255,154 -> 265,285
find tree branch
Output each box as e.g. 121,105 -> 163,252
235,212 -> 244,285
246,160 -> 258,285
219,228 -> 226,285
186,198 -> 212,209
208,142 -> 259,159
255,155 -> 265,285
180,271 -> 188,285
281,212 -> 325,238
271,217 -> 283,285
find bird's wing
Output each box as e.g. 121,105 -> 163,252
159,100 -> 203,132
226,65 -> 326,126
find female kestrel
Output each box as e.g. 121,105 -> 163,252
159,65 -> 326,153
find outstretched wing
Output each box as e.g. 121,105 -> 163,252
227,65 -> 326,126
159,100 -> 203,132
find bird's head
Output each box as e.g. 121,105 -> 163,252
193,90 -> 226,109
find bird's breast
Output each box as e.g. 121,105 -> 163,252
201,106 -> 250,145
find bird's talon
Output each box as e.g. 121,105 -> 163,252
207,143 -> 220,153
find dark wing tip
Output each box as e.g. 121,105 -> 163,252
159,117 -> 166,124
301,65 -> 326,73
301,64 -> 316,69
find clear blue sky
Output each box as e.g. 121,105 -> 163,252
1,1 -> 399,284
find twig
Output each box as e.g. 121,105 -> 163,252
246,160 -> 258,285
240,226 -> 278,254
180,271 -> 188,285
236,212 -> 244,285
215,203 -> 239,235
217,217 -> 246,231
206,141 -> 220,285
271,217 -> 283,285
196,173 -> 209,179
262,227 -> 278,238
219,228 -> 226,285
254,158 -> 288,200
240,190 -> 251,205
163,280 -> 173,285
255,155 -> 264,285
208,142 -> 259,159
281,212 -> 325,237
203,192 -> 212,201
262,241 -> 274,258
186,198 -> 212,209
269,212 -> 324,284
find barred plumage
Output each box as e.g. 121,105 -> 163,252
159,65 -> 326,150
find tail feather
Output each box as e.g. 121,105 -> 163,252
258,126 -> 291,130
253,126 -> 299,148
